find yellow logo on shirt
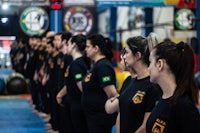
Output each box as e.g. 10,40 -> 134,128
30,52 -> 34,57
50,63 -> 54,69
85,73 -> 91,82
60,61 -> 64,69
57,58 -> 61,65
64,67 -> 69,77
39,55 -> 44,61
151,118 -> 166,133
48,58 -> 52,65
132,91 -> 145,104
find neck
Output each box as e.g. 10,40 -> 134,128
134,63 -> 149,80
94,54 -> 105,63
159,74 -> 176,99
72,51 -> 82,60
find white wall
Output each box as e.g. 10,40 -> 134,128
98,9 -> 110,37
153,7 -> 196,41
97,6 -> 196,43
116,7 -> 145,45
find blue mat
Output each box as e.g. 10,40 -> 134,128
0,98 -> 46,133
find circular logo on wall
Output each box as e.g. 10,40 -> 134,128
20,7 -> 49,36
175,8 -> 195,30
64,7 -> 93,35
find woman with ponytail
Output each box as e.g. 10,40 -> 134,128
57,34 -> 89,133
117,34 -> 162,133
81,34 -> 118,133
147,41 -> 200,133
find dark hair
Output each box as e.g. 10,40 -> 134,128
87,34 -> 113,61
153,41 -> 198,104
71,34 -> 86,52
126,36 -> 150,65
61,31 -> 72,42
121,48 -> 126,56
55,32 -> 62,36
47,36 -> 54,47
71,34 -> 91,69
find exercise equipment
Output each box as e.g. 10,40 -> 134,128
0,78 -> 5,94
6,75 -> 28,94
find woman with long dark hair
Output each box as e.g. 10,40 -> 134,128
147,41 -> 200,133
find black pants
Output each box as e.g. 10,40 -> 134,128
59,105 -> 74,133
49,90 -> 60,131
29,80 -> 42,111
70,104 -> 88,133
87,123 -> 113,133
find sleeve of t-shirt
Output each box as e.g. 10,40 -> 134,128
97,65 -> 116,88
70,63 -> 86,82
145,84 -> 162,112
172,100 -> 200,133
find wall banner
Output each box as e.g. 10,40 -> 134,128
63,6 -> 96,35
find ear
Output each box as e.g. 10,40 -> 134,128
135,51 -> 142,60
94,45 -> 99,52
63,39 -> 66,44
157,59 -> 164,71
71,42 -> 76,48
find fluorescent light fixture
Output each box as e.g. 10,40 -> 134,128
2,4 -> 9,10
1,18 -> 8,24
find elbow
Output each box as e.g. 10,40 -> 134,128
105,106 -> 115,114
105,99 -> 119,114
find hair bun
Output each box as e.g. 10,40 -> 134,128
176,41 -> 185,51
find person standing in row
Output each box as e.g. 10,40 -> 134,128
105,47 -> 137,133
82,34 -> 118,133
57,34 -> 89,133
56,31 -> 73,133
119,36 -> 162,133
147,41 -> 200,133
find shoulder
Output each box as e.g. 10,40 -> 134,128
95,58 -> 114,70
171,95 -> 199,118
173,95 -> 196,110
71,57 -> 86,68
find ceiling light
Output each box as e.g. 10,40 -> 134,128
1,18 -> 8,24
2,4 -> 9,10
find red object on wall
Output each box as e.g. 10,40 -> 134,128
2,40 -> 10,50
194,54 -> 198,73
177,0 -> 196,8
51,4 -> 62,10
50,0 -> 63,2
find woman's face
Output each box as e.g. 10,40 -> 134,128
124,45 -> 137,68
46,45 -> 53,54
85,40 -> 96,60
54,34 -> 62,49
62,40 -> 67,54
67,38 -> 73,55
120,54 -> 127,71
148,49 -> 159,83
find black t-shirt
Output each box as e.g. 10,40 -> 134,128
65,57 -> 87,106
25,48 -> 38,79
81,58 -> 117,126
119,75 -> 133,95
119,76 -> 162,133
48,52 -> 60,93
146,95 -> 200,133
57,54 -> 72,91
